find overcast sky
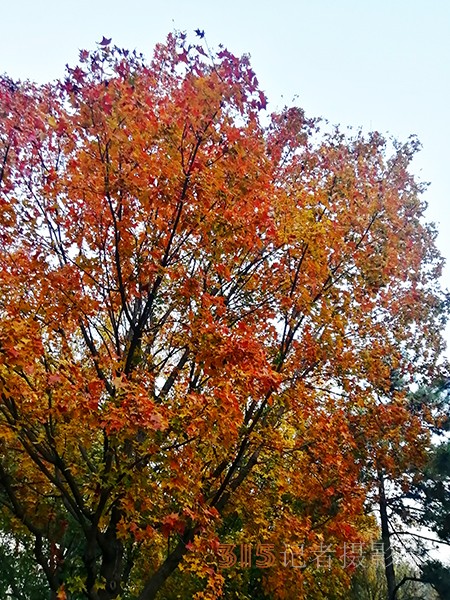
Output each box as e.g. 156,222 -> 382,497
2,0 -> 450,335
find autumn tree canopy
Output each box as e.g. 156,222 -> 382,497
0,32 -> 448,600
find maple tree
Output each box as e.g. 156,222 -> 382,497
0,32 -> 448,599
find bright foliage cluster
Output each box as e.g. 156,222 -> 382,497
0,33 -> 447,599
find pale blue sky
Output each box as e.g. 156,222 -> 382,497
2,0 -> 450,306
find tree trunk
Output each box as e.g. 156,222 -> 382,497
378,469 -> 396,600
137,529 -> 194,600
